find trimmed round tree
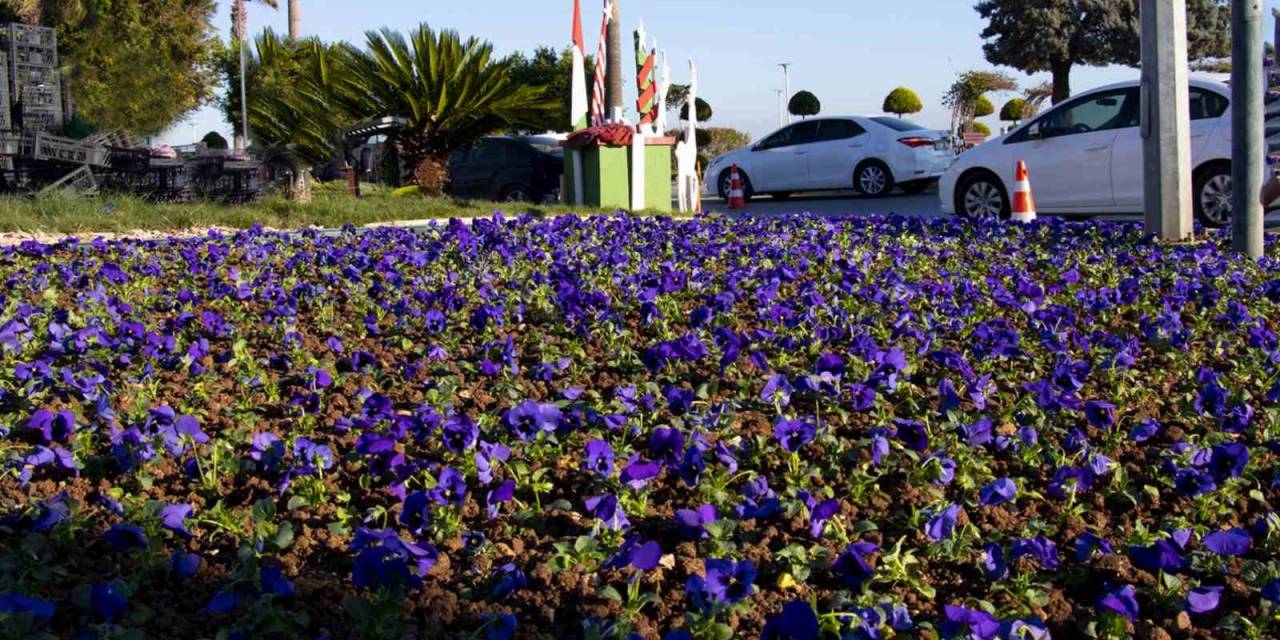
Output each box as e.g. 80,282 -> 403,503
882,87 -> 923,118
999,98 -> 1027,124
681,98 -> 713,123
788,90 -> 821,119
970,121 -> 992,136
973,95 -> 995,118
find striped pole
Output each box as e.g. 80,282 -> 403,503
634,22 -> 655,127
590,2 -> 611,126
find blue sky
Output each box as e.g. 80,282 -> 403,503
160,0 -> 1280,144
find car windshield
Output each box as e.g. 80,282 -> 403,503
870,117 -> 926,132
529,143 -> 563,157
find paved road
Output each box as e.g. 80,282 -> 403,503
699,184 -> 1280,229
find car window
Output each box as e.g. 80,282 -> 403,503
503,141 -> 535,163
1190,88 -> 1228,120
870,117 -> 925,132
449,147 -> 472,164
789,121 -> 822,146
1032,89 -> 1139,138
759,125 -> 798,150
470,140 -> 506,163
815,119 -> 865,141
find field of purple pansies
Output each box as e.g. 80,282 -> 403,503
2,213 -> 1280,640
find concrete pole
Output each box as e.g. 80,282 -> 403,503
605,1 -> 623,118
1232,0 -> 1265,259
1140,0 -> 1193,241
775,89 -> 785,128
779,63 -> 792,124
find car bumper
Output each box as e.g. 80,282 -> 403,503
938,171 -> 959,215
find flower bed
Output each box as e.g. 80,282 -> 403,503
1,215 -> 1279,639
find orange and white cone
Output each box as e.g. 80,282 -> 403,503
727,164 -> 747,209
1011,160 -> 1037,223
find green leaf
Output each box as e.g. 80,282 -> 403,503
709,623 -> 736,640
598,586 -> 623,603
273,521 -> 295,550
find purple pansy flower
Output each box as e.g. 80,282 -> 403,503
585,494 -> 629,530
1203,528 -> 1252,557
171,551 -> 201,578
704,558 -> 756,604
925,504 -> 962,541
1187,586 -> 1223,614
160,503 -> 193,539
940,605 -> 1000,640
1129,540 -> 1187,573
832,541 -> 878,588
441,414 -> 479,453
504,401 -> 562,440
103,523 -> 148,550
431,467 -> 468,507
582,439 -> 615,477
774,417 -> 816,453
979,478 -> 1017,506
1096,583 -> 1139,621
675,505 -> 717,540
761,600 -> 819,640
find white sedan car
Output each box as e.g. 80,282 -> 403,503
703,116 -> 953,201
940,78 -> 1235,226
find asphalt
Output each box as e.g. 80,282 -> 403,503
698,185 -> 1280,230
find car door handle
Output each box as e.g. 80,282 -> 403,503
794,151 -> 808,155
1085,144 -> 1109,151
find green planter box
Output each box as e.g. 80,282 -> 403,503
564,137 -> 673,212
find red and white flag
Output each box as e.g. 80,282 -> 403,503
590,2 -> 611,127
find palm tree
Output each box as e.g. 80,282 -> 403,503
288,0 -> 299,39
332,24 -> 554,194
245,29 -> 343,202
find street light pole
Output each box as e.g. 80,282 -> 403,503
1231,0 -> 1264,259
1139,0 -> 1193,241
779,63 -> 792,123
775,89 -> 784,128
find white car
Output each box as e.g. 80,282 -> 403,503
703,116 -> 953,201
940,77 -> 1235,226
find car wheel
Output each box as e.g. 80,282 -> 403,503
500,184 -> 532,202
956,171 -> 1010,220
1193,163 -> 1232,229
899,180 -> 932,195
855,161 -> 894,197
717,169 -> 753,202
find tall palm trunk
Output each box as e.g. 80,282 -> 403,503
288,0 -> 299,39
605,0 -> 622,115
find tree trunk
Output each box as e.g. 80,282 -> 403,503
1050,60 -> 1071,105
287,167 -> 312,203
288,0 -> 300,39
605,0 -> 623,116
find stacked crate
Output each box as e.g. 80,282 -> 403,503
0,23 -> 63,132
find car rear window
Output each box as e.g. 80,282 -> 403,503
870,117 -> 926,132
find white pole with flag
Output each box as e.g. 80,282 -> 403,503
569,0 -> 588,205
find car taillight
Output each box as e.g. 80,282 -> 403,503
898,137 -> 935,148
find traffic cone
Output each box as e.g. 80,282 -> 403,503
1011,160 -> 1037,223
727,164 -> 747,209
